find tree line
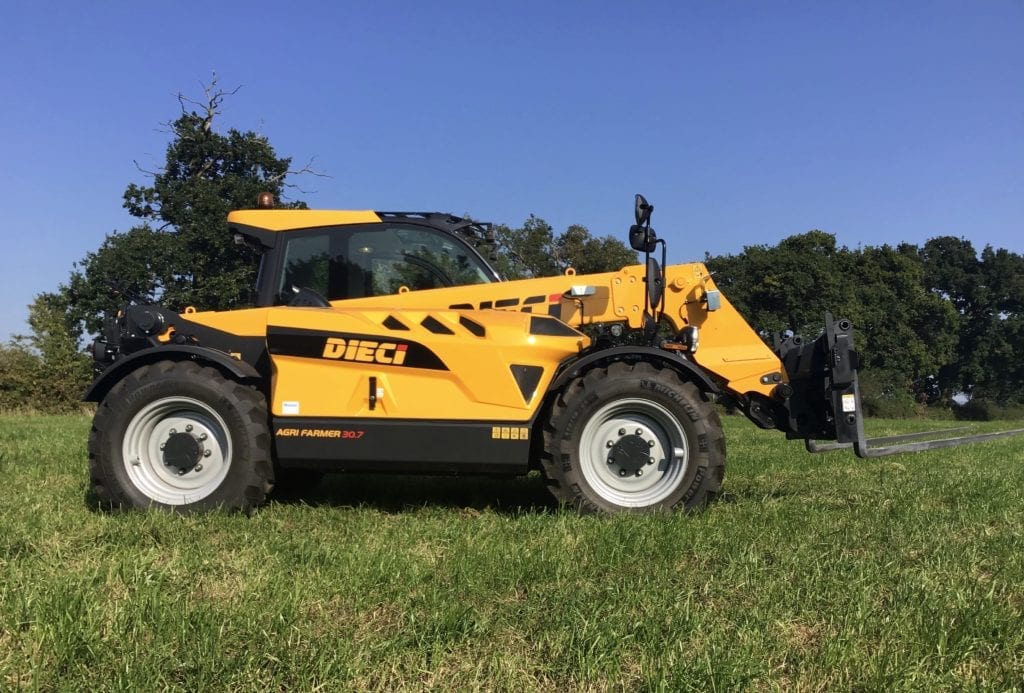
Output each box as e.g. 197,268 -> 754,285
2,83 -> 1020,417
707,233 -> 1024,417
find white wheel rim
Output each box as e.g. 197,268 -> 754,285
578,397 -> 689,507
121,396 -> 232,506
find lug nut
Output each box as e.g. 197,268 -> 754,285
606,440 -> 614,448
194,464 -> 203,472
203,449 -> 212,457
635,428 -> 642,436
648,456 -> 655,464
618,428 -> 626,436
185,424 -> 193,432
636,469 -> 643,477
648,440 -> 655,448
160,443 -> 166,450
199,433 -> 208,442
618,469 -> 627,477
169,428 -> 176,435
177,469 -> 186,476
607,457 -> 614,465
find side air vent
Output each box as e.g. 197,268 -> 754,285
459,316 -> 486,337
510,365 -> 544,403
421,315 -> 455,335
529,316 -> 580,337
520,295 -> 546,313
383,315 -> 410,331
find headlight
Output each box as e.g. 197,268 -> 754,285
679,326 -> 699,353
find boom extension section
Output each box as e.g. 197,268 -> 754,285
775,313 -> 1024,458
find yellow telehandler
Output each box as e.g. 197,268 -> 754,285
85,194 -> 1023,512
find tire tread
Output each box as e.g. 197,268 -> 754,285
88,360 -> 272,513
540,360 -> 725,513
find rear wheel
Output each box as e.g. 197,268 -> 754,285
89,361 -> 273,512
541,361 -> 725,513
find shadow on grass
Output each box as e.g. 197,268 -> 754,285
81,472 -> 558,515
273,471 -> 559,515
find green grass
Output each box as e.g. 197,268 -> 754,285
1,415 -> 1023,691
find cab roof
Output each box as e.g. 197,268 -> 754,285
226,209 -> 382,231
227,209 -> 496,250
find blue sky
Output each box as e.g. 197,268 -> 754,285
1,1 -> 1021,342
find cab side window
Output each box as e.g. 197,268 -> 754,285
349,227 -> 491,296
275,224 -> 494,304
278,233 -> 330,302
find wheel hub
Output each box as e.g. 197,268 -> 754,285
162,430 -> 205,475
123,396 -> 233,506
607,428 -> 658,477
577,397 -> 690,507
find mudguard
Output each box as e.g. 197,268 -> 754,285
548,345 -> 721,396
83,345 -> 262,403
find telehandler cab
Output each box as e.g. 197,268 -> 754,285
85,194 -> 1024,513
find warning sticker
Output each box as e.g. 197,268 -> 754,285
841,394 -> 856,413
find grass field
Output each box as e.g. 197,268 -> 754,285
1,414 -> 1023,691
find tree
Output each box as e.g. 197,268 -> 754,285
847,243 -> 958,406
706,232 -> 958,404
12,77 -> 312,412
975,247 -> 1024,404
62,77 -> 309,335
0,295 -> 92,412
556,224 -> 639,275
0,344 -> 38,411
706,231 -> 855,338
493,216 -> 637,279
920,237 -> 1024,404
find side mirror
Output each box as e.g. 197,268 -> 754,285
634,194 -> 652,227
629,225 -> 658,253
646,257 -> 664,309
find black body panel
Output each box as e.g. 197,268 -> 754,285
272,418 -> 531,474
267,326 -> 449,371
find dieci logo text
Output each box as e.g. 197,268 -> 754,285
322,337 -> 408,365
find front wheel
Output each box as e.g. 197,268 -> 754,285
89,361 -> 273,512
541,361 -> 725,513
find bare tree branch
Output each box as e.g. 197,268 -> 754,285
270,156 -> 332,195
175,72 -> 242,134
133,159 -> 161,178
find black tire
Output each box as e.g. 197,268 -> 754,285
541,361 -> 725,513
88,361 -> 273,512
